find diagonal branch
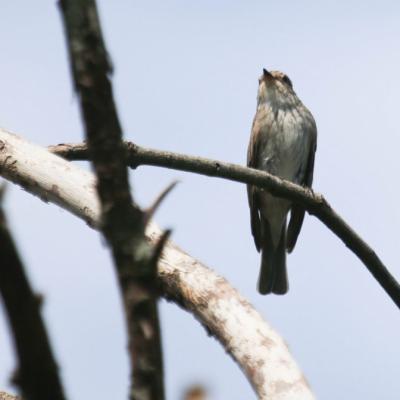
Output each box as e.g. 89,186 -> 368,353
0,189 -> 67,400
58,1 -> 164,399
0,128 -> 314,399
48,140 -> 400,310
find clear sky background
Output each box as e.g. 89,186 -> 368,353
1,1 -> 400,399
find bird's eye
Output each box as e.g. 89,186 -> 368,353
282,75 -> 293,87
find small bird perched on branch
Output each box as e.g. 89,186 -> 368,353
247,69 -> 317,295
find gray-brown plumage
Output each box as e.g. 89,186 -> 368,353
247,69 -> 317,295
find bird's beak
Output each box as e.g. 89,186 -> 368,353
260,68 -> 273,84
263,68 -> 272,78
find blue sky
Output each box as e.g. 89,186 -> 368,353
1,1 -> 400,399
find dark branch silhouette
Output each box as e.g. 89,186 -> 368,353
0,188 -> 66,400
49,140 -> 400,310
58,1 -> 165,399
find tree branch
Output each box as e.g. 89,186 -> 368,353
0,188 -> 66,400
0,128 -> 314,399
58,1 -> 164,399
48,140 -> 400,310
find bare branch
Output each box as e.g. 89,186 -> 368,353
0,128 -> 314,399
49,140 -> 400,309
58,1 -> 164,399
0,188 -> 66,400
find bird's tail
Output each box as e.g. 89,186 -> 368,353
258,220 -> 288,295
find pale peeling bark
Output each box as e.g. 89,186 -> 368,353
0,128 -> 314,400
0,392 -> 20,400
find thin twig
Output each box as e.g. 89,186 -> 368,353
0,188 -> 66,400
144,180 -> 179,227
48,140 -> 400,310
58,1 -> 164,399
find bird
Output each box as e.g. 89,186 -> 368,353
247,68 -> 317,295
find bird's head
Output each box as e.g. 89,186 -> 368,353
257,69 -> 296,108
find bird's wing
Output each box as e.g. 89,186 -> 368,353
286,115 -> 317,253
247,109 -> 267,252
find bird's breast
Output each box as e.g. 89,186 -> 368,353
258,107 -> 312,184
